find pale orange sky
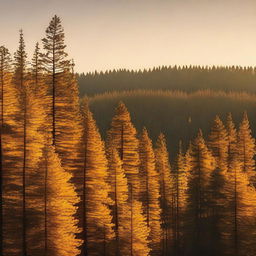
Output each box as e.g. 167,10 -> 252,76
0,0 -> 256,73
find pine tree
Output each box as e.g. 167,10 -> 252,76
224,159 -> 256,255
236,112 -> 255,180
30,42 -> 47,100
208,168 -> 229,255
42,16 -> 82,176
40,145 -> 81,256
42,15 -> 69,145
226,113 -> 237,171
13,30 -> 28,256
0,45 -> 12,254
208,115 -> 229,172
129,190 -> 150,256
154,133 -> 172,255
186,130 -> 216,255
107,147 -> 130,256
13,31 -> 47,256
0,46 -> 22,256
139,128 -> 161,255
172,142 -> 188,255
81,104 -> 114,256
106,102 -> 140,199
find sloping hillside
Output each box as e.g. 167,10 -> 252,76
89,90 -> 256,158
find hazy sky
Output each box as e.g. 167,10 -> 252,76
0,0 -> 256,73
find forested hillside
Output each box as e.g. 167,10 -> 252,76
78,66 -> 256,96
89,90 -> 256,158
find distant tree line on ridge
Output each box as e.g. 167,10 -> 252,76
77,65 -> 256,96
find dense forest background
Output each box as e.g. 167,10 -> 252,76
78,66 -> 256,95
77,69 -> 256,157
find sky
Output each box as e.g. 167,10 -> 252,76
0,0 -> 256,73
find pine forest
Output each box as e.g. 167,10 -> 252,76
1,15 -> 256,256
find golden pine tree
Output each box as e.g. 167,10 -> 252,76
208,115 -> 228,172
172,142 -> 188,255
226,113 -> 237,171
30,42 -> 48,104
13,30 -> 29,256
0,45 -> 12,254
0,45 -> 24,256
129,190 -> 150,256
236,112 -> 255,179
42,16 -> 82,175
186,130 -> 216,255
106,102 -> 140,199
154,133 -> 172,255
208,166 -> 229,254
12,31 -> 47,256
0,45 -> 23,255
139,128 -> 161,255
224,159 -> 256,255
81,104 -> 114,256
107,147 -> 130,255
41,145 -> 81,256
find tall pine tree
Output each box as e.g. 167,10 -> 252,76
13,30 -> 28,256
186,130 -> 215,256
107,147 -> 130,256
236,112 -> 255,180
154,133 -> 172,255
40,145 -> 81,256
224,159 -> 256,256
172,142 -> 188,255
106,102 -> 140,200
139,128 -> 161,255
81,103 -> 114,256
42,15 -> 82,176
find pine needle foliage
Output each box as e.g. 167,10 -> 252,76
81,104 -> 114,256
139,128 -> 161,255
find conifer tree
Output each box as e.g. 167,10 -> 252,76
208,168 -> 229,255
106,102 -> 140,199
129,190 -> 150,256
31,42 -> 47,100
13,30 -> 28,256
139,128 -> 161,255
236,112 -> 255,179
0,45 -> 22,256
42,16 -> 82,176
208,116 -> 228,172
0,45 -> 12,254
40,145 -> 81,256
154,133 -> 172,255
226,113 -> 237,171
172,142 -> 188,255
13,31 -> 47,256
184,142 -> 193,173
107,148 -> 130,256
42,15 -> 69,144
224,159 -> 256,255
81,104 -> 114,256
186,130 -> 215,255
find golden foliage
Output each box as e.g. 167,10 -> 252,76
139,128 -> 161,255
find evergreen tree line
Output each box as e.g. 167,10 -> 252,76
88,89 -> 256,159
1,15 -> 256,256
78,65 -> 256,96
